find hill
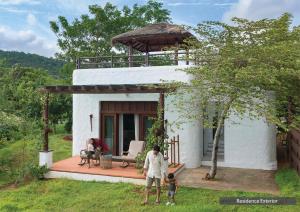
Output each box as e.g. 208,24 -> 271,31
0,50 -> 65,76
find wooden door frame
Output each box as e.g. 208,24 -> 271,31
139,114 -> 156,141
100,101 -> 158,155
100,113 -> 119,155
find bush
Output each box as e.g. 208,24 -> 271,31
0,112 -> 23,141
27,164 -> 48,180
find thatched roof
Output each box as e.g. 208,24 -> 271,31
111,23 -> 194,52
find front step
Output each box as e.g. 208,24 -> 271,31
202,154 -> 224,161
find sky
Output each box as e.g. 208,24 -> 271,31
0,0 -> 299,57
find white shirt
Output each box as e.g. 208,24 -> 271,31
143,150 -> 165,179
87,143 -> 94,151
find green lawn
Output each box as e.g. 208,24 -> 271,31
0,176 -> 299,212
0,134 -> 299,211
49,134 -> 72,162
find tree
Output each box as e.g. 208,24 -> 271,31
170,13 -> 300,179
0,66 -> 71,136
50,0 -> 171,61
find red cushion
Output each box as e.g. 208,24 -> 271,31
93,138 -> 110,152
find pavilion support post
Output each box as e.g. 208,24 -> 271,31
145,52 -> 149,66
76,58 -> 81,69
145,43 -> 149,66
111,55 -> 114,68
186,49 -> 189,65
175,41 -> 179,65
39,92 -> 53,168
128,45 -> 133,67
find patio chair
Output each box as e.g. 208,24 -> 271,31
112,140 -> 145,168
78,139 -> 102,168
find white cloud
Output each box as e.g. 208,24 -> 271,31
0,25 -> 57,57
167,2 -> 208,6
165,0 -> 234,7
214,3 -> 234,7
223,0 -> 300,25
26,13 -> 36,26
0,0 -> 40,5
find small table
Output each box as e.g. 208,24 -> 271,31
100,154 -> 112,169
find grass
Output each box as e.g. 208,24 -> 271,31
0,133 -> 72,186
0,178 -> 299,212
49,134 -> 72,162
275,168 -> 300,198
0,133 -> 299,211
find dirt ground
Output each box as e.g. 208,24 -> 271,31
176,166 -> 279,195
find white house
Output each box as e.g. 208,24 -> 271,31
72,64 -> 277,170
40,23 -> 277,178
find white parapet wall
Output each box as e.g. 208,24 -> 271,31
39,151 -> 53,168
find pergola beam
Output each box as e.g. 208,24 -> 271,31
38,84 -> 172,94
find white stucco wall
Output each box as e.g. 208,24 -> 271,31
72,93 -> 159,156
164,93 -> 203,168
223,114 -> 277,170
72,66 -> 202,168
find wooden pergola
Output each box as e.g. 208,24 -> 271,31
39,84 -> 171,152
111,23 -> 194,66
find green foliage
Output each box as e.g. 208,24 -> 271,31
27,164 -> 48,180
0,66 -> 72,138
58,62 -> 76,83
136,105 -> 167,166
0,133 -> 71,186
50,0 -> 171,61
173,13 -> 300,131
0,138 -> 38,185
275,168 -> 300,197
0,50 -> 64,76
0,112 -> 23,141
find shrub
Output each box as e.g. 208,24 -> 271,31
27,164 -> 49,180
0,112 -> 23,141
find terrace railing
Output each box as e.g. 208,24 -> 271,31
76,51 -> 197,69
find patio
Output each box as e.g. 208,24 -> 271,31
46,156 -> 185,185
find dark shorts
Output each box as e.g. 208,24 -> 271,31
146,177 -> 161,189
87,151 -> 95,158
168,190 -> 175,197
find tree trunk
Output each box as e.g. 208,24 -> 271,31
205,101 -> 232,180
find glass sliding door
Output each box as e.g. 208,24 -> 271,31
139,115 -> 155,141
104,116 -> 114,155
143,116 -> 154,140
101,114 -> 118,155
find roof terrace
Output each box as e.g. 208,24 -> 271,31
76,23 -> 197,69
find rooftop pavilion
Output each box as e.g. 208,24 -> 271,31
76,23 -> 196,69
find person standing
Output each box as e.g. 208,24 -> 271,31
143,145 -> 166,205
164,173 -> 178,205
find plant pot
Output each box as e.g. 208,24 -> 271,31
39,150 -> 53,168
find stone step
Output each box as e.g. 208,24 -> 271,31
207,143 -> 224,148
206,148 -> 224,153
204,152 -> 224,157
